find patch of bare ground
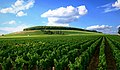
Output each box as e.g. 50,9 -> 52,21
0,64 -> 2,70
105,38 -> 117,70
87,39 -> 101,70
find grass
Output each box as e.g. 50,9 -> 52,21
0,30 -> 104,39
5,30 -> 102,37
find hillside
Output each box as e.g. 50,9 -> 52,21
23,26 -> 99,32
6,26 -> 102,36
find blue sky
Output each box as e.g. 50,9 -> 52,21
0,0 -> 120,34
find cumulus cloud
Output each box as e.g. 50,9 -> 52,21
16,11 -> 27,17
0,0 -> 35,17
117,25 -> 120,28
112,0 -> 120,8
86,25 -> 112,30
98,0 -> 120,13
47,22 -> 69,26
41,5 -> 88,26
86,25 -> 113,34
0,24 -> 28,33
3,20 -> 16,24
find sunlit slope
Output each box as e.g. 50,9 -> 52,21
6,30 -> 102,36
5,26 -> 102,36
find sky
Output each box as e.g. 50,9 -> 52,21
0,0 -> 120,34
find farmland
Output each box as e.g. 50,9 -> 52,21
0,26 -> 120,70
0,34 -> 120,70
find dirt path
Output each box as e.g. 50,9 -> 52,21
0,64 -> 2,70
105,38 -> 117,70
87,39 -> 101,70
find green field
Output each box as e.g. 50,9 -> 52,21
0,28 -> 120,70
6,30 -> 101,36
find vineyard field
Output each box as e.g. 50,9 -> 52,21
0,35 -> 120,70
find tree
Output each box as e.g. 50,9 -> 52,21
118,27 -> 120,34
1,34 -> 4,36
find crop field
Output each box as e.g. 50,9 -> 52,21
0,35 -> 120,70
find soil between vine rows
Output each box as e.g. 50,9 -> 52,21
87,37 -> 117,70
87,39 -> 101,70
105,38 -> 117,70
0,64 -> 2,70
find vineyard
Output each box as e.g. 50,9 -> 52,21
0,35 -> 120,70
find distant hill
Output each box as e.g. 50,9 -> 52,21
23,26 -> 101,33
6,26 -> 102,36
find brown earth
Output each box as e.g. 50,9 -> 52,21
87,39 -> 101,70
0,64 -> 2,70
105,38 -> 117,70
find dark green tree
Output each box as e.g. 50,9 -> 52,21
118,27 -> 120,34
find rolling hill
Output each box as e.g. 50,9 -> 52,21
6,26 -> 102,36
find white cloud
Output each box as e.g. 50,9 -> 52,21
97,3 -> 111,8
117,25 -> 120,28
98,0 -> 120,13
0,24 -> 28,33
3,20 -> 16,24
14,0 -> 24,7
86,25 -> 113,34
41,5 -> 88,26
0,8 -> 14,13
0,0 -> 35,17
47,22 -> 69,26
8,20 -> 16,24
77,6 -> 88,15
86,25 -> 112,30
112,0 -> 120,8
104,7 -> 119,13
16,11 -> 27,17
